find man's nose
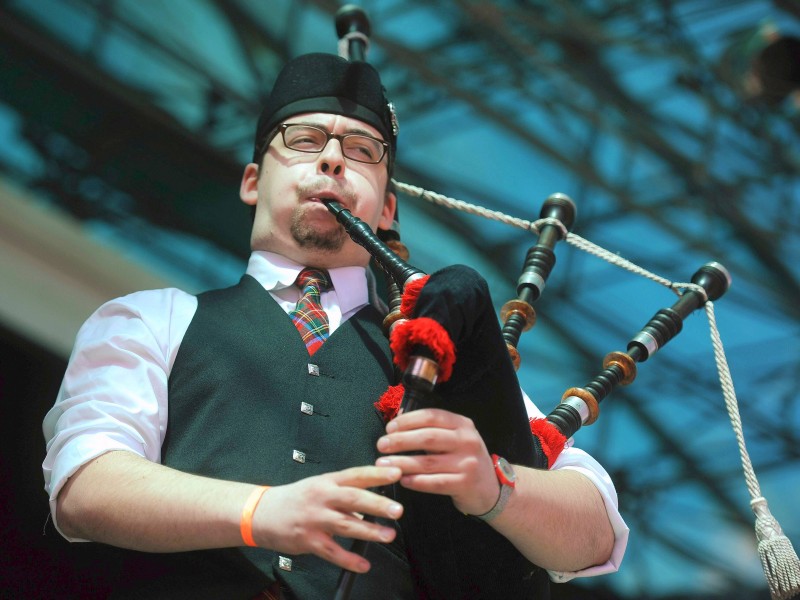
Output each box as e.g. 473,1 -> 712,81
317,138 -> 346,176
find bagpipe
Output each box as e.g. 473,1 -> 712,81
330,5 -> 800,600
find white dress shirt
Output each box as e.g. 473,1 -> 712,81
42,250 -> 628,582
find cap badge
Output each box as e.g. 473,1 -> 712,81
388,101 -> 400,137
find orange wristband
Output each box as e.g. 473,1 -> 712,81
240,485 -> 270,547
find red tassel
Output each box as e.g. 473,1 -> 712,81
375,384 -> 404,422
390,317 -> 456,382
400,275 -> 430,316
529,418 -> 568,469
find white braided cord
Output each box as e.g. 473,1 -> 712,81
704,302 -> 800,599
393,180 -> 703,295
393,178 -> 800,598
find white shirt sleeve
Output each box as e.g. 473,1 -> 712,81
41,288 -> 197,540
521,390 -> 629,581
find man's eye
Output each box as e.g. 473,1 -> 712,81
287,127 -> 325,148
347,139 -> 379,160
354,145 -> 377,159
292,135 -> 321,146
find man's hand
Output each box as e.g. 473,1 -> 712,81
375,408 -> 499,516
373,408 -> 617,572
56,452 -> 404,574
251,466 -> 404,573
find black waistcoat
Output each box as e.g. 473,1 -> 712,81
112,275 -> 412,600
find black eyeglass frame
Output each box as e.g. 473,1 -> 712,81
278,123 -> 390,165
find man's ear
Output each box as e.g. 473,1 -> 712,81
240,163 -> 259,206
379,190 -> 397,230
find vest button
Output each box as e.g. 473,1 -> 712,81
300,402 -> 314,415
292,449 -> 306,463
308,363 -> 320,376
278,556 -> 293,571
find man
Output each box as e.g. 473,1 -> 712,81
43,53 -> 627,599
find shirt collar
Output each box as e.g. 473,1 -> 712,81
246,250 -> 369,314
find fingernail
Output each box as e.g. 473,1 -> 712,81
376,457 -> 392,466
388,502 -> 403,518
377,436 -> 389,451
385,420 -> 397,433
381,528 -> 395,541
358,559 -> 370,572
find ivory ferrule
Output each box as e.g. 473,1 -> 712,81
561,396 -> 592,425
630,330 -> 659,359
407,355 -> 439,386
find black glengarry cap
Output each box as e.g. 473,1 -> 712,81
253,53 -> 398,164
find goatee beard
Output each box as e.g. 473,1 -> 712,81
290,179 -> 360,252
290,207 -> 346,252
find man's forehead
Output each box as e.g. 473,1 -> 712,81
287,112 -> 384,139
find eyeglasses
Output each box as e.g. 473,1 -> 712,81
279,123 -> 389,164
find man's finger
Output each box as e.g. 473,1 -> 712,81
308,532 -> 372,573
331,465 -> 403,487
387,408 -> 469,432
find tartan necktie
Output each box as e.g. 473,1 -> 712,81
289,268 -> 332,355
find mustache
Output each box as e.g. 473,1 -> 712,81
296,179 -> 358,205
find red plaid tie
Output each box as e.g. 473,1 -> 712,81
290,268 -> 332,355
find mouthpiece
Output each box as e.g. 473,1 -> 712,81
322,199 -> 345,218
322,200 -> 426,287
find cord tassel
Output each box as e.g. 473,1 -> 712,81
751,497 -> 800,600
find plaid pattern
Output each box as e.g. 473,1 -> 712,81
289,268 -> 332,355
